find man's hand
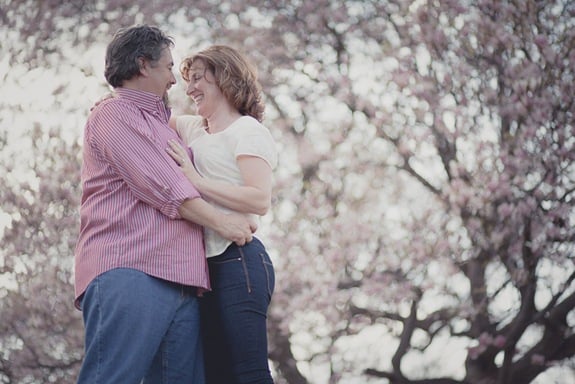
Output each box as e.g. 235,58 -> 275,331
214,213 -> 258,246
178,198 -> 257,246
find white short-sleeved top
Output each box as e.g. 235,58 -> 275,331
175,115 -> 278,257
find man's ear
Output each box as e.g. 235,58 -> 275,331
138,57 -> 148,77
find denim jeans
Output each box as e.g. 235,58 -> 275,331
201,237 -> 275,384
77,268 -> 204,384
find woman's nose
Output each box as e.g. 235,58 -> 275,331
186,81 -> 194,95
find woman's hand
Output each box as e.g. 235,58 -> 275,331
90,92 -> 115,111
166,140 -> 202,184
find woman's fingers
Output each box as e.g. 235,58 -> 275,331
166,140 -> 188,164
166,141 -> 192,168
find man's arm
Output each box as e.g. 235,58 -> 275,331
178,197 -> 257,246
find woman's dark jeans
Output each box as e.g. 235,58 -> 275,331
201,237 -> 275,384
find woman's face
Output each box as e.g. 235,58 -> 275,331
185,60 -> 224,118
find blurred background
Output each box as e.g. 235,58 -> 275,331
1,1 -> 574,383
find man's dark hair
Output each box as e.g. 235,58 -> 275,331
104,25 -> 174,88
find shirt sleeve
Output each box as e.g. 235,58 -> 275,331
86,100 -> 201,219
234,119 -> 278,169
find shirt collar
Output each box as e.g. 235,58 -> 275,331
115,87 -> 171,122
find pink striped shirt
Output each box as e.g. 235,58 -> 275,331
74,88 -> 209,307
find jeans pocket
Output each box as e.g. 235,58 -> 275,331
260,252 -> 275,298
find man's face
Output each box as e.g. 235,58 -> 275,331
144,47 -> 176,99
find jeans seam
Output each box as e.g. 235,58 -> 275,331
209,257 -> 241,265
260,252 -> 273,297
162,340 -> 168,384
238,247 -> 252,293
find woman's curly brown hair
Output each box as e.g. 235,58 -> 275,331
180,45 -> 265,122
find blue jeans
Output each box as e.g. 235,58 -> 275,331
77,268 -> 204,384
201,237 -> 275,384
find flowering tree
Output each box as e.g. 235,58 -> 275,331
0,126 -> 84,382
1,0 -> 574,383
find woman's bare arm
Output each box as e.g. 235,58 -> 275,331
167,140 -> 273,215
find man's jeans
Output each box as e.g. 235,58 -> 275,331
77,268 -> 204,384
201,237 -> 275,384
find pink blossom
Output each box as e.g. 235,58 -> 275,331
468,344 -> 487,360
534,35 -> 548,47
493,335 -> 506,348
497,203 -> 514,217
531,354 -> 546,365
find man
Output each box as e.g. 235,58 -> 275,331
74,25 -> 255,384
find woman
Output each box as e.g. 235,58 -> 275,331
166,45 -> 277,384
